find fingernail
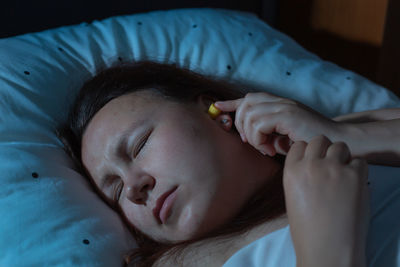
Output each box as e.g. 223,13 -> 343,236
240,133 -> 246,142
260,148 -> 268,156
259,144 -> 274,156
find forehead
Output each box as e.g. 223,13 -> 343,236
84,92 -> 147,140
80,91 -> 160,174
84,90 -> 165,135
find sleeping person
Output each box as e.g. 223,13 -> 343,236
55,60 -> 400,267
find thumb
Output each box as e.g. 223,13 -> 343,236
257,134 -> 276,156
259,134 -> 293,156
274,135 -> 294,155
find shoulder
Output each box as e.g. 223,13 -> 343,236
154,214 -> 289,267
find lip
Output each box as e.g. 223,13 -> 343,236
153,186 -> 178,224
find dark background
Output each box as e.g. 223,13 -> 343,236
0,0 -> 278,38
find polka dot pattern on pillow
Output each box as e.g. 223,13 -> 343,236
0,8 -> 399,266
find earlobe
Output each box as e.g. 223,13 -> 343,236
216,114 -> 233,132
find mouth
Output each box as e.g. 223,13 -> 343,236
153,186 -> 178,224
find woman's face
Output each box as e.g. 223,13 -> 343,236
81,90 -> 281,243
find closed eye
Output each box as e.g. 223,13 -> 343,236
114,182 -> 123,202
113,130 -> 151,203
134,131 -> 150,158
113,131 -> 150,202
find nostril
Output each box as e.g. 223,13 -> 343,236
140,184 -> 149,192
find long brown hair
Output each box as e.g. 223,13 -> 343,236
55,60 -> 287,266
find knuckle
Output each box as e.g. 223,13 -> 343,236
351,157 -> 368,169
234,116 -> 242,130
332,141 -> 350,151
318,134 -> 330,140
281,104 -> 296,115
347,159 -> 368,180
244,92 -> 257,99
291,140 -> 307,148
311,134 -> 330,143
351,157 -> 364,164
248,117 -> 255,127
333,141 -> 347,146
252,118 -> 264,131
283,101 -> 298,110
344,167 -> 364,182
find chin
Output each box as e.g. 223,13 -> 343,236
172,204 -> 210,242
178,208 -> 230,243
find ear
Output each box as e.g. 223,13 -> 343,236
215,113 -> 234,132
196,94 -> 234,132
196,94 -> 217,112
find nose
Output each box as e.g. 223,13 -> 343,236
125,175 -> 155,205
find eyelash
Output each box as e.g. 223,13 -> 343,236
113,132 -> 150,202
133,132 -> 150,157
113,183 -> 123,202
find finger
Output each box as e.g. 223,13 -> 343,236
259,134 -> 290,156
242,101 -> 299,145
234,95 -> 264,143
285,140 -> 307,164
252,121 -> 280,156
305,135 -> 333,159
257,136 -> 276,156
243,103 -> 279,146
226,93 -> 291,143
325,141 -> 351,164
245,91 -> 284,102
214,98 -> 243,112
258,91 -> 279,98
274,135 -> 293,155
350,157 -> 369,181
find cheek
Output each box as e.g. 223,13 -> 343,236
147,123 -> 212,176
121,203 -> 153,231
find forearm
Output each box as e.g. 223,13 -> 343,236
295,226 -> 367,267
332,108 -> 400,123
332,119 -> 400,166
297,251 -> 366,267
298,253 -> 366,267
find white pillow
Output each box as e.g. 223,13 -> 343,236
1,7 -> 399,266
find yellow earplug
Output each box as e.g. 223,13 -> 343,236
208,103 -> 221,120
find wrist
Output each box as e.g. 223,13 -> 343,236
330,120 -> 400,166
328,121 -> 361,155
296,245 -> 366,267
330,121 -> 364,155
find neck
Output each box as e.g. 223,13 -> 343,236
256,153 -> 285,192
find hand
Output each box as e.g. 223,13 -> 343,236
283,135 -> 370,267
214,92 -> 339,157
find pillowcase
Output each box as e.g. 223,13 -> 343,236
1,7 -> 399,266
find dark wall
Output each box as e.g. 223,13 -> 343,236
377,0 -> 400,95
275,0 -> 400,96
1,0 -> 270,39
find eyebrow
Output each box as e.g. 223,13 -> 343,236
99,118 -> 146,190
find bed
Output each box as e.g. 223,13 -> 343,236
1,1 -> 399,266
